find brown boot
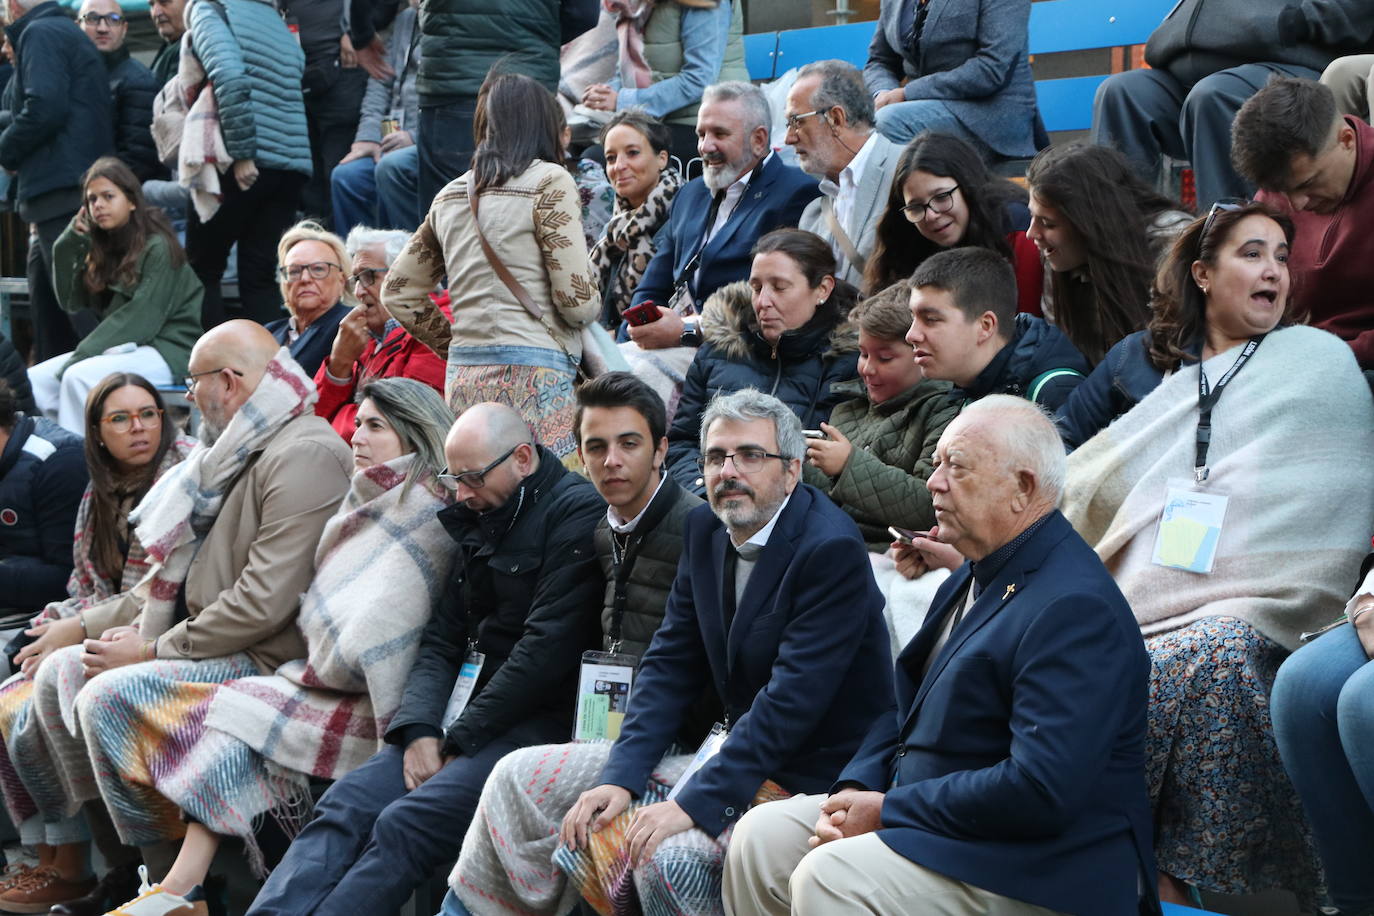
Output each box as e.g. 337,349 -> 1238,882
0,866 -> 37,895
0,867 -> 97,914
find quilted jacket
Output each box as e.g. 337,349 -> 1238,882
804,378 -> 958,550
187,0 -> 311,176
105,47 -> 161,181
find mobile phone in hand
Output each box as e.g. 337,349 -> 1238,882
802,429 -> 826,439
622,301 -> 662,327
888,525 -> 924,545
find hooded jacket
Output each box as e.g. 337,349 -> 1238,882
948,313 -> 1090,412
665,281 -> 860,492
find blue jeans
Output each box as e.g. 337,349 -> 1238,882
418,98 -> 477,219
1272,623 -> 1374,913
331,144 -> 422,234
874,99 -> 991,159
436,889 -> 472,916
246,717 -> 562,916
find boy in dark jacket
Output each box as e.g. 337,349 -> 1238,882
250,402 -> 605,915
904,247 -> 1089,412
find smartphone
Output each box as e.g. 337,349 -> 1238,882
887,525 -> 925,545
802,429 -> 826,439
622,301 -> 662,327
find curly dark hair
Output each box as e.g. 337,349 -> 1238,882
1146,201 -> 1300,372
863,132 -> 1025,296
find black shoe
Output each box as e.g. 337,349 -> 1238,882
47,862 -> 140,916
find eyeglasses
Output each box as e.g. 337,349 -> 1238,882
184,367 -> 244,393
345,267 -> 387,291
784,110 -> 821,131
101,407 -> 162,433
79,12 -> 124,26
1199,197 -> 1249,245
696,448 -> 788,474
276,261 -> 342,283
901,186 -> 960,224
437,445 -> 519,491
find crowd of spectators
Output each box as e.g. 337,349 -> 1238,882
0,0 -> 1374,915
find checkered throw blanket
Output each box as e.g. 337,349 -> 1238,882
204,454 -> 454,780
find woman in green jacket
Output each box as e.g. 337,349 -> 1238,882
28,157 -> 203,433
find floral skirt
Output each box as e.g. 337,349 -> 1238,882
1146,616 -> 1323,906
446,346 -> 579,460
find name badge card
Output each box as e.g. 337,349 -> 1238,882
573,650 -> 638,742
441,648 -> 486,730
667,722 -> 728,801
1152,479 -> 1230,574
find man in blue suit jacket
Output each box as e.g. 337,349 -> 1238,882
559,389 -> 891,903
625,81 -> 820,352
723,395 -> 1158,916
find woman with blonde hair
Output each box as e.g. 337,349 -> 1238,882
267,219 -> 352,376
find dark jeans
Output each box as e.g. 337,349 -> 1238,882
304,66 -> 368,226
26,212 -> 95,361
187,167 -> 306,327
245,717 -> 562,916
1090,62 -> 1319,210
417,98 -> 477,219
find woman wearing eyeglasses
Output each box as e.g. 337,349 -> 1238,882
314,226 -> 449,442
1026,142 -> 1193,366
28,157 -> 203,434
1060,201 -> 1374,909
266,220 -> 353,377
0,372 -> 195,912
863,132 -> 1043,311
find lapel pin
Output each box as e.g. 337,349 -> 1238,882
1003,584 -> 1016,600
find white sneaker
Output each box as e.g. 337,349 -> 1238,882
103,866 -> 207,916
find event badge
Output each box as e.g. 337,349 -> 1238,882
1151,478 -> 1230,574
441,645 -> 486,730
667,282 -> 696,317
667,722 -> 729,801
573,650 -> 638,742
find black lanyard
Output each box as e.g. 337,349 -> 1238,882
1194,334 -> 1264,482
607,529 -> 645,654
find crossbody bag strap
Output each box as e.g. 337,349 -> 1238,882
822,196 -> 865,274
467,176 -> 585,377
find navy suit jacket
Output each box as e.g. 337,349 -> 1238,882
837,511 -> 1158,916
629,154 -> 821,311
599,484 -> 892,837
266,301 -> 350,378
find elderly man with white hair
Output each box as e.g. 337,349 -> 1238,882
314,225 -> 448,441
722,395 -> 1158,916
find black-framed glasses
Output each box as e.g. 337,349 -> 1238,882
784,110 -> 821,131
1199,197 -> 1249,244
901,186 -> 959,223
276,261 -> 342,283
80,12 -> 124,26
101,407 -> 163,433
437,445 -> 520,491
184,367 -> 244,393
345,267 -> 387,291
696,448 -> 788,474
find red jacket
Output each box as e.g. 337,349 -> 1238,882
1009,229 -> 1044,317
313,294 -> 451,442
1257,116 -> 1374,368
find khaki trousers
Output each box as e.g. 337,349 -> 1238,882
1322,54 -> 1374,121
722,794 -> 1065,916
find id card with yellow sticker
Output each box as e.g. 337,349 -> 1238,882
1152,479 -> 1230,574
573,650 -> 637,742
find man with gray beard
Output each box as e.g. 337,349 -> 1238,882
625,81 -> 820,351
548,388 -> 891,912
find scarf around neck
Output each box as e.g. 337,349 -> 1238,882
590,167 -> 683,317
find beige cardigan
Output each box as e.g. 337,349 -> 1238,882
382,159 -> 600,362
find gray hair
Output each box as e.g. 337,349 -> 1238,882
345,225 -> 410,265
699,389 -> 805,462
702,80 -> 772,137
796,60 -> 874,129
360,378 -> 455,495
960,395 -> 1067,506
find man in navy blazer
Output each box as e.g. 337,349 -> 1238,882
625,81 -> 820,352
559,389 -> 891,900
724,395 -> 1158,916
